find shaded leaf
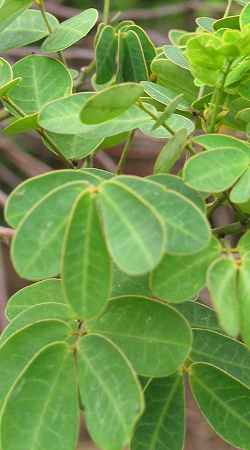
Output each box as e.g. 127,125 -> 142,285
123,25 -> 156,71
142,81 -> 189,110
87,296 -> 192,377
191,329 -> 250,388
207,257 -> 240,337
154,128 -> 188,174
151,237 -> 221,303
117,30 -> 148,82
230,167 -> 250,204
151,58 -> 198,104
131,374 -> 185,450
95,25 -> 118,84
111,265 -> 151,297
174,302 -> 221,332
78,334 -> 144,450
237,252 -> 250,346
193,133 -> 250,156
190,363 -> 250,449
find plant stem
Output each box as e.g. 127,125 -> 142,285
116,130 -> 135,174
207,61 -> 232,133
213,221 -> 248,237
224,0 -> 233,18
139,101 -> 196,155
0,227 -> 15,245
3,96 -> 74,168
38,0 -> 66,65
76,60 -> 96,89
103,0 -> 111,24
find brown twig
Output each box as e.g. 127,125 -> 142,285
0,190 -> 7,207
0,227 -> 15,245
0,137 -> 51,177
95,151 -> 116,173
45,0 -> 225,21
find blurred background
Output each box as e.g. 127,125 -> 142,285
0,1 -> 240,449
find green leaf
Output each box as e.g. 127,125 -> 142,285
39,93 -> 151,136
213,15 -> 240,31
131,374 -> 185,450
4,113 -> 38,136
78,334 -> 144,450
116,176 -> 210,255
190,363 -> 250,449
0,9 -> 58,51
122,25 -> 156,72
191,329 -> 250,388
8,55 -> 72,114
0,57 -> 12,85
97,177 -> 165,275
1,342 -> 79,450
80,83 -> 144,124
5,169 -> 102,228
62,191 -> 111,320
0,320 -> 70,414
238,252 -> 250,346
117,30 -> 148,82
151,237 -> 221,303
43,131 -> 103,161
174,302 -> 221,332
154,128 -> 188,174
151,94 -> 185,130
139,112 -> 194,139
151,59 -> 198,105
0,77 -> 21,97
238,230 -> 250,255
141,81 -> 189,111
240,3 -> 250,28
193,133 -> 250,156
183,148 -> 249,193
1,303 -> 74,345
42,8 -> 98,52
11,181 -> 88,280
207,257 -> 240,337
95,25 -> 118,84
196,17 -> 216,32
164,45 -> 190,70
6,279 -> 65,321
111,265 -> 151,297
0,0 -> 32,32
168,29 -> 186,45
86,296 -> 192,377
148,174 -> 206,212
230,168 -> 250,204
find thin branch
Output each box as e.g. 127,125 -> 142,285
95,151 -> 116,173
0,227 -> 15,245
1,47 -> 93,61
0,190 -> 7,207
0,137 -> 51,177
